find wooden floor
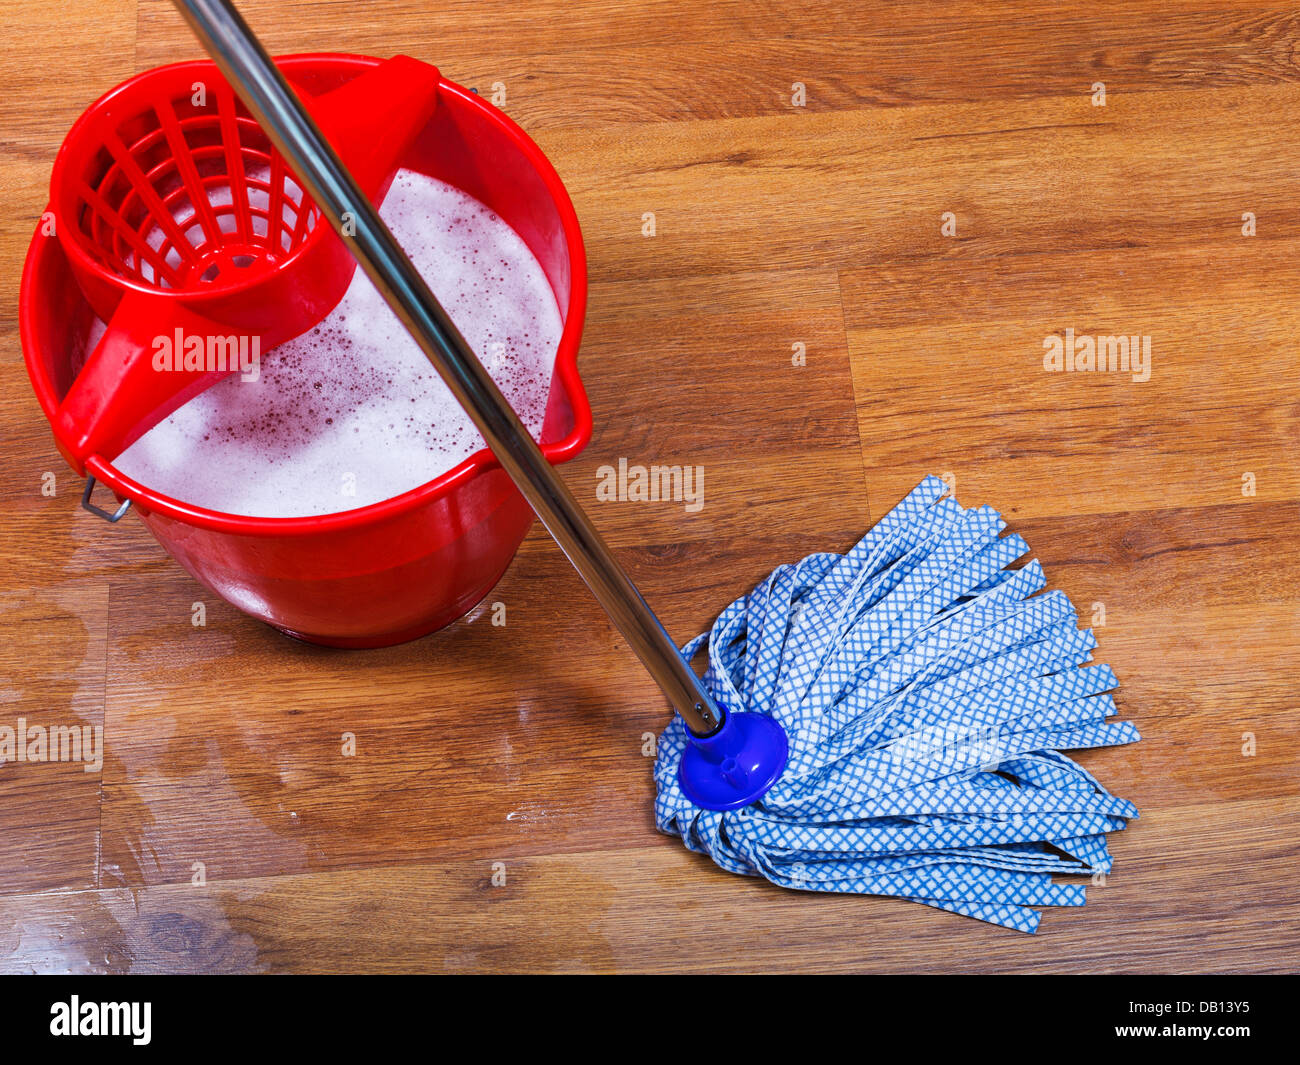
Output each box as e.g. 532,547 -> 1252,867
2,0 -> 1298,973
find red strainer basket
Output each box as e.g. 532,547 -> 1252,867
49,54 -> 441,472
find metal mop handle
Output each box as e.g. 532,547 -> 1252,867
172,0 -> 722,736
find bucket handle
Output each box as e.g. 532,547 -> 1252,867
81,475 -> 132,523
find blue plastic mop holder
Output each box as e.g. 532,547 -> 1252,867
679,710 -> 789,810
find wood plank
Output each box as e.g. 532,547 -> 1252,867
528,84 -> 1300,293
0,1 -> 137,353
842,240 -> 1300,518
0,580 -> 108,895
135,2 -> 1300,132
570,268 -> 864,547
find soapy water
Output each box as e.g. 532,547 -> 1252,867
112,169 -> 563,517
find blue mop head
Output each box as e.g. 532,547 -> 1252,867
654,475 -> 1139,933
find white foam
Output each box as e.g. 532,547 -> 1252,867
113,170 -> 563,517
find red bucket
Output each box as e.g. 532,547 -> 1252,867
20,53 -> 591,648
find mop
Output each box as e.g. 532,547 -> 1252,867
654,475 -> 1138,932
162,0 -> 1137,934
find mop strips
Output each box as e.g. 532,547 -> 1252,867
654,475 -> 1139,932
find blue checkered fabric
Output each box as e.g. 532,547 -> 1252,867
654,475 -> 1139,933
